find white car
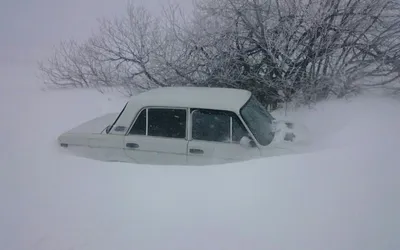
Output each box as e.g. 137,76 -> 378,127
58,87 -> 309,165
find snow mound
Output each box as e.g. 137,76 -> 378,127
1,86 -> 399,250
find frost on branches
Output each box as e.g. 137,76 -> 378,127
39,0 -> 400,107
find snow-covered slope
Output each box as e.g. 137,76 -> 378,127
1,86 -> 399,250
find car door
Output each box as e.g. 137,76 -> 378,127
124,107 -> 189,165
187,109 -> 261,165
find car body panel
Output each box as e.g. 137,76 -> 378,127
187,140 -> 261,165
109,87 -> 252,136
58,113 -> 129,162
124,135 -> 189,165
64,113 -> 119,135
57,87 -> 309,165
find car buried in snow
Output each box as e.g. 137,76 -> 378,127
58,87 -> 309,165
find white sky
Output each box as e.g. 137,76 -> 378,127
0,0 -> 192,87
0,0 -> 191,66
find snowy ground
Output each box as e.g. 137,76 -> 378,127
1,84 -> 399,250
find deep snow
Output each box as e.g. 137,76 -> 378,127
0,85 -> 399,250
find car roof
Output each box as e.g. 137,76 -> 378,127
128,87 -> 252,112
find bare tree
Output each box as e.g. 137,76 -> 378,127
39,0 -> 400,107
40,4 -> 168,94
186,0 -> 400,104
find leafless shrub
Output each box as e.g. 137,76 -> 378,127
39,0 -> 400,107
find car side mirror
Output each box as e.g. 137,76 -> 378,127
239,136 -> 257,148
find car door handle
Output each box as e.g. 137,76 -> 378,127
189,148 -> 204,154
126,143 -> 139,149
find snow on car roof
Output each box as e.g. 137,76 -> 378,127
128,87 -> 252,111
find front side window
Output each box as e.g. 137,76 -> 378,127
128,108 -> 187,139
129,109 -> 146,135
191,109 -> 249,143
240,96 -> 274,146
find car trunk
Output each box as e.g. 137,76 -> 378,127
64,113 -> 119,135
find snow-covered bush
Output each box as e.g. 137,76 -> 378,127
39,0 -> 400,107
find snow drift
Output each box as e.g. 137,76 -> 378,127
0,86 -> 399,250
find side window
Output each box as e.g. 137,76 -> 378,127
191,109 -> 249,143
148,108 -> 186,138
192,110 -> 230,142
129,109 -> 146,135
232,116 -> 249,142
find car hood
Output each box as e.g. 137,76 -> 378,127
63,113 -> 119,135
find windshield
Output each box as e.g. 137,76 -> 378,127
240,95 -> 275,146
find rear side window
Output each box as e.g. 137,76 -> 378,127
128,108 -> 187,139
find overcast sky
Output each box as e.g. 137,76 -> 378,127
0,0 -> 191,87
0,0 -> 191,66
